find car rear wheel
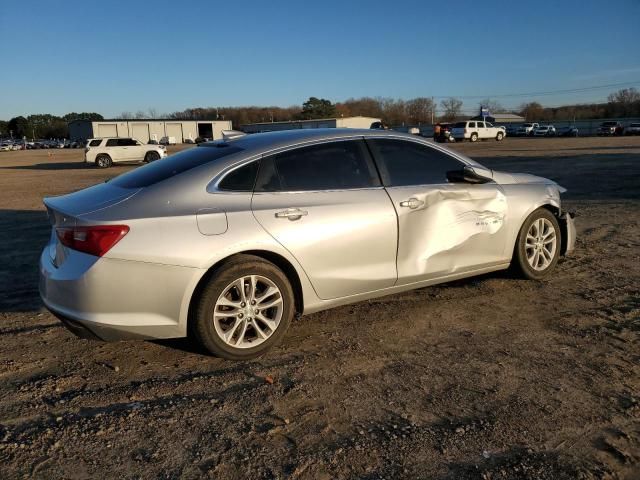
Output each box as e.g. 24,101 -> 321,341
512,208 -> 561,279
470,133 -> 478,142
145,151 -> 160,162
192,255 -> 295,360
95,154 -> 112,168
496,132 -> 504,141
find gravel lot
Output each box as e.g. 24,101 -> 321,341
0,136 -> 639,479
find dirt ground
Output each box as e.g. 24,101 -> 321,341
0,136 -> 639,479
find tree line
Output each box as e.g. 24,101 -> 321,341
2,88 -> 639,139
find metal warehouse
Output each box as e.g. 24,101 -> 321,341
68,119 -> 232,143
241,116 -> 381,133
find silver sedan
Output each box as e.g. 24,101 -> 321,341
39,129 -> 575,360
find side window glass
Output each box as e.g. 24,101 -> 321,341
255,140 -> 379,192
219,161 -> 259,191
469,122 -> 476,128
105,139 -> 118,147
367,139 -> 465,187
89,139 -> 102,147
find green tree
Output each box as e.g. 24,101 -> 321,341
0,120 -> 8,136
298,97 -> 336,120
63,112 -> 104,121
7,116 -> 30,138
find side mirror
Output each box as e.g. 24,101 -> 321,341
446,165 -> 492,184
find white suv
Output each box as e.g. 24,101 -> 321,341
84,138 -> 167,168
451,121 -> 505,142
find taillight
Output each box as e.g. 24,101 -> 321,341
56,225 -> 129,257
464,128 -> 468,133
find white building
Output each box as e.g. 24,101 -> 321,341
68,119 -> 232,143
241,116 -> 381,133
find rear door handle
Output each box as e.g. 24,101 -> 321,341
399,198 -> 424,209
275,208 -> 308,220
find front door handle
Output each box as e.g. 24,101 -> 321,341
275,208 -> 308,220
399,198 -> 424,209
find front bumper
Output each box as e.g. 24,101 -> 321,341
559,211 -> 576,256
39,247 -> 200,341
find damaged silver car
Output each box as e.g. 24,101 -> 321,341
39,129 -> 575,360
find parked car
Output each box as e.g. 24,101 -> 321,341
505,124 -> 519,136
597,121 -> 623,136
39,129 -> 575,360
84,137 -> 168,168
0,143 -> 11,151
516,123 -> 539,136
160,136 -> 177,145
557,126 -> 579,137
624,122 -> 640,135
451,121 -> 505,142
533,125 -> 556,137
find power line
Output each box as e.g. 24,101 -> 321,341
430,80 -> 640,100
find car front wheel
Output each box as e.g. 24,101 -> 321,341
192,255 -> 295,360
512,208 -> 561,279
496,132 -> 504,141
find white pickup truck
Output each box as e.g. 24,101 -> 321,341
451,120 -> 505,142
516,123 -> 539,136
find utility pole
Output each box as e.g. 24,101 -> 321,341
431,97 -> 435,125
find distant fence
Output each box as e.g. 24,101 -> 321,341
394,117 -> 640,137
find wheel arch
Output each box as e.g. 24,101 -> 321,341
186,250 -> 305,336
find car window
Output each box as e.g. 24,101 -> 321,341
105,139 -> 118,147
486,122 -> 493,127
367,139 -> 465,187
117,138 -> 137,146
89,139 -> 102,147
468,122 -> 476,128
110,144 -> 244,189
218,161 -> 259,191
255,140 -> 380,192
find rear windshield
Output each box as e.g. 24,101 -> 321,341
453,122 -> 466,128
110,144 -> 244,188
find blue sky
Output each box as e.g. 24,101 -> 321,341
1,0 -> 639,119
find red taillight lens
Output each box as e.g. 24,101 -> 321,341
56,225 -> 129,257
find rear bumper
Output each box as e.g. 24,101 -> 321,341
39,247 -> 201,341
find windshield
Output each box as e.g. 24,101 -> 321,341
110,144 -> 244,188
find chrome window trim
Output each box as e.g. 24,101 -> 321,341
208,136 -> 377,194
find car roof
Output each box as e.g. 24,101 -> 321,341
204,128 -> 419,155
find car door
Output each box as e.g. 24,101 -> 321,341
251,139 -> 398,300
477,121 -> 489,139
366,138 -> 509,284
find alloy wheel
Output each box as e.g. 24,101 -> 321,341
525,218 -> 557,271
213,275 -> 283,349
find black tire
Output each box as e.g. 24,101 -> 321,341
95,154 -> 112,168
145,151 -> 160,162
496,132 -> 504,141
470,133 -> 478,142
511,208 -> 561,280
191,254 -> 295,360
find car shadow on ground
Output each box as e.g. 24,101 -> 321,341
0,162 -> 111,171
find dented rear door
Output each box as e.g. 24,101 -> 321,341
366,138 -> 509,284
